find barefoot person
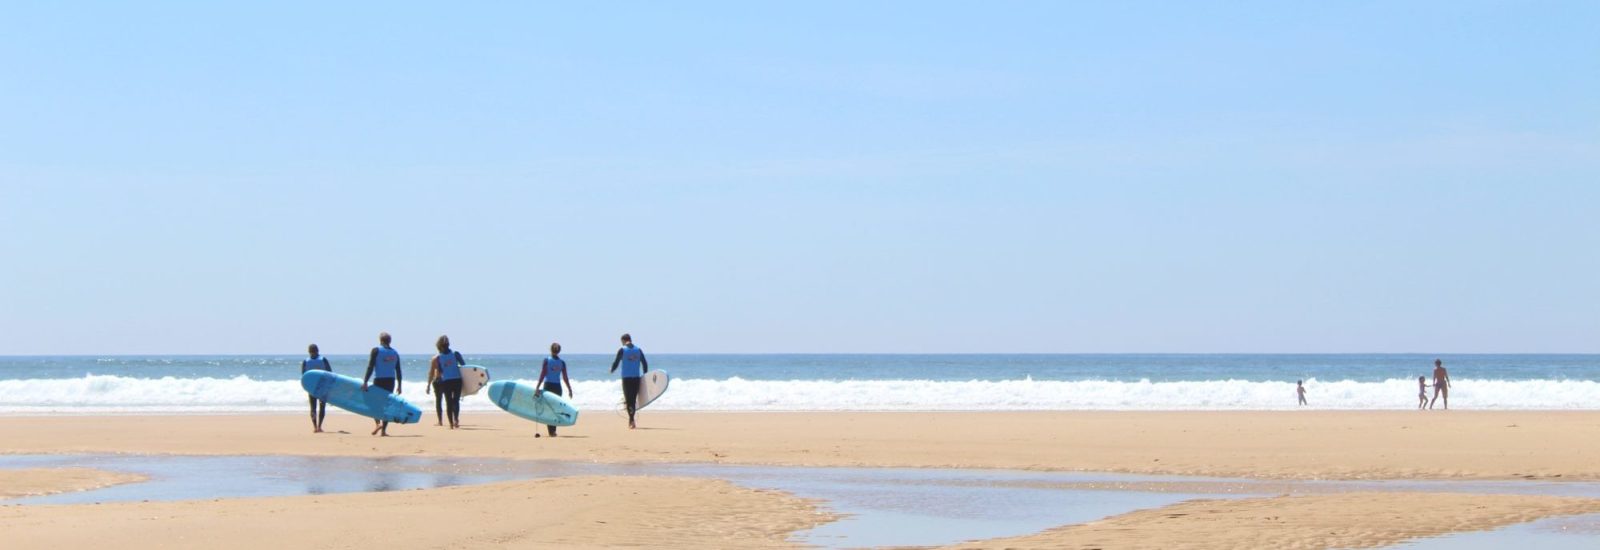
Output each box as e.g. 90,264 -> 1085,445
1417,376 -> 1429,409
427,335 -> 466,429
609,333 -> 649,429
1296,380 -> 1307,406
360,332 -> 403,436
1428,359 -> 1451,410
536,342 -> 575,437
301,344 -> 332,433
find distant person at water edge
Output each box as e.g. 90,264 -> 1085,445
1296,380 -> 1307,406
1428,359 -> 1450,410
1417,376 -> 1429,409
427,335 -> 466,429
536,342 -> 575,437
302,344 -> 332,433
361,332 -> 403,436
609,333 -> 649,429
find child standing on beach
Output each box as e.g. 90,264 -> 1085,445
1417,376 -> 1429,409
302,344 -> 331,433
536,342 -> 574,437
1296,380 -> 1307,406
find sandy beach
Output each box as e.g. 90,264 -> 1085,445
1,476 -> 833,550
0,467 -> 146,500
5,410 -> 1600,548
5,410 -> 1600,480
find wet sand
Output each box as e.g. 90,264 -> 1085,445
0,476 -> 832,549
4,411 -> 1600,480
5,411 -> 1600,548
0,467 -> 146,500
943,492 -> 1600,549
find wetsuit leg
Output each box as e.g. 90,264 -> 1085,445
542,382 -> 562,436
317,399 -> 326,427
445,379 -> 463,427
433,380 -> 445,424
308,395 -> 319,427
373,378 -> 396,432
622,377 -> 642,424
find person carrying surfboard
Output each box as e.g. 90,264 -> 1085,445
361,332 -> 403,436
609,333 -> 649,429
536,342 -> 575,437
427,335 -> 466,429
302,344 -> 332,433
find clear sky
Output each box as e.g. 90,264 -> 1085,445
2,1 -> 1597,355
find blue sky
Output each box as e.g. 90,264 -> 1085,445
2,1 -> 1596,354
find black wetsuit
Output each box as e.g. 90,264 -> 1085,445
610,345 -> 649,425
433,378 -> 446,424
363,346 -> 402,431
542,381 -> 563,436
435,350 -> 465,427
302,356 -> 331,428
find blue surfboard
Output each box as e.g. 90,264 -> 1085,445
301,370 -> 422,424
487,380 -> 579,427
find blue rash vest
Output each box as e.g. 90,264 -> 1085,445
619,346 -> 644,378
436,350 -> 462,381
301,356 -> 330,374
543,357 -> 567,384
372,346 -> 400,379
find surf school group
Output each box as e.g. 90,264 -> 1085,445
298,331 -> 663,437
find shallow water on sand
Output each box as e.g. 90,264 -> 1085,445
5,455 -> 1600,548
1394,513 -> 1600,549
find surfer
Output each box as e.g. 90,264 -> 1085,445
609,333 -> 649,429
536,342 -> 574,437
1428,359 -> 1450,410
302,344 -> 331,433
361,332 -> 403,436
427,335 -> 466,429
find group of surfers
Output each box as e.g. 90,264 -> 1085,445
298,332 -> 650,437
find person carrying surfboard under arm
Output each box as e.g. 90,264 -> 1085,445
609,333 -> 648,429
302,344 -> 332,433
427,335 -> 466,430
535,342 -> 575,437
361,332 -> 403,436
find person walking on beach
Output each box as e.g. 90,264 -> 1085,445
1417,376 -> 1430,409
1428,359 -> 1451,410
610,333 -> 649,429
536,342 -> 574,437
426,335 -> 466,429
302,344 -> 332,433
1296,380 -> 1307,406
361,332 -> 403,436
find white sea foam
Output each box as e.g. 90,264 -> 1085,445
0,375 -> 1595,414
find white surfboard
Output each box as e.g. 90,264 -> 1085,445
459,365 -> 491,396
636,370 -> 669,410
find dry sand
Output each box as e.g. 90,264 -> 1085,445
0,467 -> 146,500
6,411 -> 1600,548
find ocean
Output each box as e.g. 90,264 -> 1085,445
0,354 -> 1596,414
